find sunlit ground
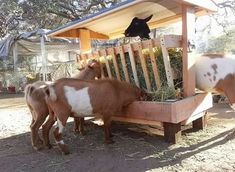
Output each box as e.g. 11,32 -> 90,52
1,95 -> 235,172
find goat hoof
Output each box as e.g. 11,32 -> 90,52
62,150 -> 70,155
45,144 -> 53,149
37,139 -> 43,145
80,131 -> 85,136
33,145 -> 43,151
74,129 -> 85,136
73,129 -> 80,134
58,144 -> 70,155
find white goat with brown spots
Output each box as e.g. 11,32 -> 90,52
196,54 -> 235,109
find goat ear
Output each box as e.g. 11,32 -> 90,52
144,14 -> 153,22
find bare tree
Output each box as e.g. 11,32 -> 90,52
210,0 -> 235,34
0,0 -> 122,39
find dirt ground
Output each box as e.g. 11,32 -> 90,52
0,94 -> 235,172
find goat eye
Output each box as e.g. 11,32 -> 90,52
134,22 -> 139,25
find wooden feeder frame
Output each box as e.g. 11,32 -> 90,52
47,0 -> 217,143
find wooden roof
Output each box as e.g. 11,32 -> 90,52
47,0 -> 217,40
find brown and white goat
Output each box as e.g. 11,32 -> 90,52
25,81 -> 53,150
195,54 -> 235,109
43,78 -> 146,154
25,59 -> 101,150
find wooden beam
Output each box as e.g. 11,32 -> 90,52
89,30 -> 109,40
182,5 -> 196,97
78,29 -> 92,54
112,116 -> 162,127
109,14 -> 183,39
178,0 -> 218,12
54,29 -> 78,38
149,14 -> 182,30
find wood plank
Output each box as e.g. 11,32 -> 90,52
92,51 -> 100,60
160,37 -> 175,88
176,0 -> 218,12
136,42 -> 152,91
112,116 -> 162,127
172,93 -> 212,123
115,46 -> 130,83
75,54 -> 80,63
117,93 -> 212,124
182,111 -> 204,125
152,38 -> 161,47
126,44 -> 140,86
128,39 -> 161,52
107,48 -> 121,81
100,62 -> 106,79
86,53 -> 93,60
123,37 -> 179,52
149,14 -> 182,30
148,40 -> 161,89
163,35 -> 182,48
99,49 -> 112,78
182,5 -> 196,97
81,54 -> 88,60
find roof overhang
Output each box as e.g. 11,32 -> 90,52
47,0 -> 217,40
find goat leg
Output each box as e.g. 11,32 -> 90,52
73,117 -> 85,135
53,117 -> 70,155
103,116 -> 114,144
42,114 -> 55,149
30,114 -> 47,150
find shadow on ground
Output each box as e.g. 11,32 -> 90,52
0,118 -> 235,172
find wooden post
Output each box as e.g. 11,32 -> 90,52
182,5 -> 196,97
192,112 -> 208,130
163,122 -> 181,144
78,29 -> 92,54
13,43 -> 18,72
40,35 -> 48,81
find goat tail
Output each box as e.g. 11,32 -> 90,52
44,85 -> 57,101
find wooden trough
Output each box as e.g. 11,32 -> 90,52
77,35 -> 213,143
47,0 -> 217,143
